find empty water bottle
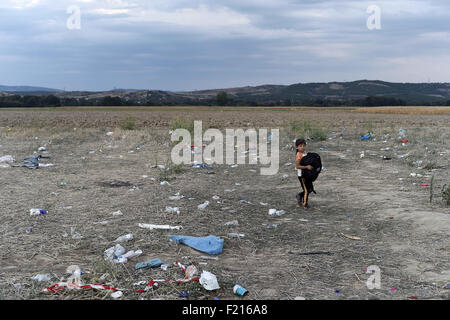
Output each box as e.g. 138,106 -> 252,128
115,234 -> 133,242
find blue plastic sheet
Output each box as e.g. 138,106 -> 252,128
168,235 -> 223,255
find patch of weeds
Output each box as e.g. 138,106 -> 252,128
120,116 -> 136,130
287,120 -> 327,141
170,118 -> 194,135
423,161 -> 437,170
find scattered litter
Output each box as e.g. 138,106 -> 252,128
339,233 -> 364,241
199,271 -> 220,291
111,291 -> 123,299
135,258 -> 165,270
284,162 -> 292,166
228,233 -> 245,238
179,290 -> 189,298
267,224 -> 277,229
114,234 -> 133,243
240,200 -> 251,204
0,155 -> 15,167
199,255 -> 219,261
169,235 -> 224,255
138,223 -> 182,231
160,181 -> 170,186
229,164 -> 238,168
93,220 -> 108,225
106,132 -> 114,136
192,163 -> 213,170
30,209 -> 47,216
421,184 -> 429,187
212,195 -> 220,200
43,283 -> 120,294
169,192 -> 184,201
224,220 -> 239,226
24,155 -> 41,169
133,261 -> 200,293
233,284 -> 248,296
269,209 -> 286,216
111,210 -> 123,216
103,244 -> 126,262
185,265 -> 199,280
197,201 -> 210,210
165,206 -> 180,214
67,227 -> 83,239
30,274 -> 51,282
39,163 -> 54,168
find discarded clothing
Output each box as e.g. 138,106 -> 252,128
24,155 -> 40,169
168,235 -> 224,255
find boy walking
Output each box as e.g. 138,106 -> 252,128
295,139 -> 314,209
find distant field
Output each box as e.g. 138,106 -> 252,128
0,106 -> 357,112
355,106 -> 450,115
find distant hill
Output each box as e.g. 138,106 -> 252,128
2,80 -> 450,106
0,85 -> 62,93
174,80 -> 450,104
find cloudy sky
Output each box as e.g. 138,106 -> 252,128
0,0 -> 449,91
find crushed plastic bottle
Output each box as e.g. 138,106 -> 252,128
165,206 -> 180,214
115,234 -> 133,243
30,209 -> 47,216
30,274 -> 51,282
197,201 -> 210,210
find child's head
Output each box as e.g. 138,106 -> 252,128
295,138 -> 306,153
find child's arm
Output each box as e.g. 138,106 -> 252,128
296,158 -> 313,170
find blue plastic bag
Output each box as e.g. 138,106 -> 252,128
169,235 -> 224,255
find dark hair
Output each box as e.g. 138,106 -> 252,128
295,138 -> 306,154
295,138 -> 306,147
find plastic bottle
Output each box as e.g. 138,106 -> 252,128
197,201 -> 210,210
115,234 -> 133,242
30,209 -> 47,216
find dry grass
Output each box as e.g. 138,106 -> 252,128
0,108 -> 449,300
355,107 -> 450,115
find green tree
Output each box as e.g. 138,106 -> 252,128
216,91 -> 228,106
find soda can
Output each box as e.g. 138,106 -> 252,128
233,284 -> 248,296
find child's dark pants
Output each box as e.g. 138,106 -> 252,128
298,176 -> 314,207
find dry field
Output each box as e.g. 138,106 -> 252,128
0,107 -> 449,300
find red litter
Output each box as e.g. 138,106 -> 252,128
43,283 -> 120,293
421,184 -> 430,187
401,139 -> 408,143
133,261 -> 200,293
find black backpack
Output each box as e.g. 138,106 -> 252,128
300,152 -> 322,182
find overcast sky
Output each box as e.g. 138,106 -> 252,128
0,0 -> 449,91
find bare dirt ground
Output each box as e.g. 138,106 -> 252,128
0,107 -> 448,300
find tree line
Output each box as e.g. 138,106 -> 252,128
1,92 -> 450,108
